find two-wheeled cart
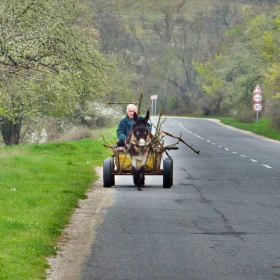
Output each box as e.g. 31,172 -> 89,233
103,146 -> 173,188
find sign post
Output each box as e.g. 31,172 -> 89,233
150,95 -> 158,115
252,85 -> 263,124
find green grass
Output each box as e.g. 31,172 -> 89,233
213,117 -> 280,141
0,130 -> 116,279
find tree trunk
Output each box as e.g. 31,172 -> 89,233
0,118 -> 22,145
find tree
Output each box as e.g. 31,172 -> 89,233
248,10 -> 280,128
0,0 -> 119,144
195,9 -> 275,120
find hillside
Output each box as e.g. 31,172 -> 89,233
92,0 -> 264,17
90,0 -> 280,124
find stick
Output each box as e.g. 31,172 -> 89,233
163,130 -> 200,154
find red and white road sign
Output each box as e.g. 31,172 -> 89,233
150,95 -> 158,100
253,103 -> 262,112
253,85 -> 262,94
253,93 -> 262,103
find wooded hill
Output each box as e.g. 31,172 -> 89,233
91,0 -> 280,129
1,0 -> 280,145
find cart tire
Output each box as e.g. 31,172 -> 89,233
163,158 -> 173,188
103,158 -> 115,188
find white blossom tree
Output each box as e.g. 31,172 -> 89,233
0,0 -> 121,144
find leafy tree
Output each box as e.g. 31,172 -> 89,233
195,54 -> 226,114
196,9 -> 273,119
0,0 -> 122,144
249,10 -> 280,128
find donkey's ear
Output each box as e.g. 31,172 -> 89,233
133,112 -> 138,122
145,110 -> 150,121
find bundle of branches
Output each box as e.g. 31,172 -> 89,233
102,111 -> 200,158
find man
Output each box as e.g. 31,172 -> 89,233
116,104 -> 151,147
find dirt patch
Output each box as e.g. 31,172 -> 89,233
46,167 -> 113,280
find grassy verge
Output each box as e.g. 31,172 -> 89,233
0,128 -> 117,279
214,117 -> 280,141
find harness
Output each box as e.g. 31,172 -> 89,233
129,137 -> 152,151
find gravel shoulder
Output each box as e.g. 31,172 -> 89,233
46,167 -> 113,280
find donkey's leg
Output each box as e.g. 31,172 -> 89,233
131,166 -> 137,185
132,168 -> 142,190
136,173 -> 142,191
141,175 -> 145,185
133,169 -> 143,190
137,165 -> 145,191
131,159 -> 146,191
131,160 -> 142,190
131,159 -> 137,186
139,157 -> 148,188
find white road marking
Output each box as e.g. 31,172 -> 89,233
177,123 -> 274,169
262,165 -> 272,169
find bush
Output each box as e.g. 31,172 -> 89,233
56,126 -> 93,141
18,102 -> 123,144
236,106 -> 256,123
21,117 -> 95,143
268,99 -> 280,130
190,96 -> 220,116
73,101 -> 122,128
20,117 -> 76,143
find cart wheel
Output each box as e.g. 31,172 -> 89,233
103,158 -> 115,188
163,158 -> 173,188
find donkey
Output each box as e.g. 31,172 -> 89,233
125,110 -> 153,191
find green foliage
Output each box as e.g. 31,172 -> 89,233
0,0 -> 109,119
92,0 -> 268,115
0,0 -> 132,144
195,6 -> 280,120
0,135 -> 114,279
2,0 -> 280,139
256,13 -> 280,99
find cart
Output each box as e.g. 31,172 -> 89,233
103,147 -> 173,188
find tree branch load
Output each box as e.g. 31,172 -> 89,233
102,111 -> 200,158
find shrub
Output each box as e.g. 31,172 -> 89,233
56,126 -> 93,141
268,99 -> 280,130
17,102 -> 123,144
21,117 -> 76,143
236,106 -> 256,123
73,101 -> 122,128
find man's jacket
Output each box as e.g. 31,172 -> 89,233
117,115 -> 152,141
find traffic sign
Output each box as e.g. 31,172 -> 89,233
253,85 -> 262,94
253,93 -> 262,103
253,103 -> 262,112
150,95 -> 158,100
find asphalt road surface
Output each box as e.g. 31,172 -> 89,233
82,117 -> 280,280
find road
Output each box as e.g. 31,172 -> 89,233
82,117 -> 280,280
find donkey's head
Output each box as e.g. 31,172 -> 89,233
132,110 -> 151,150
